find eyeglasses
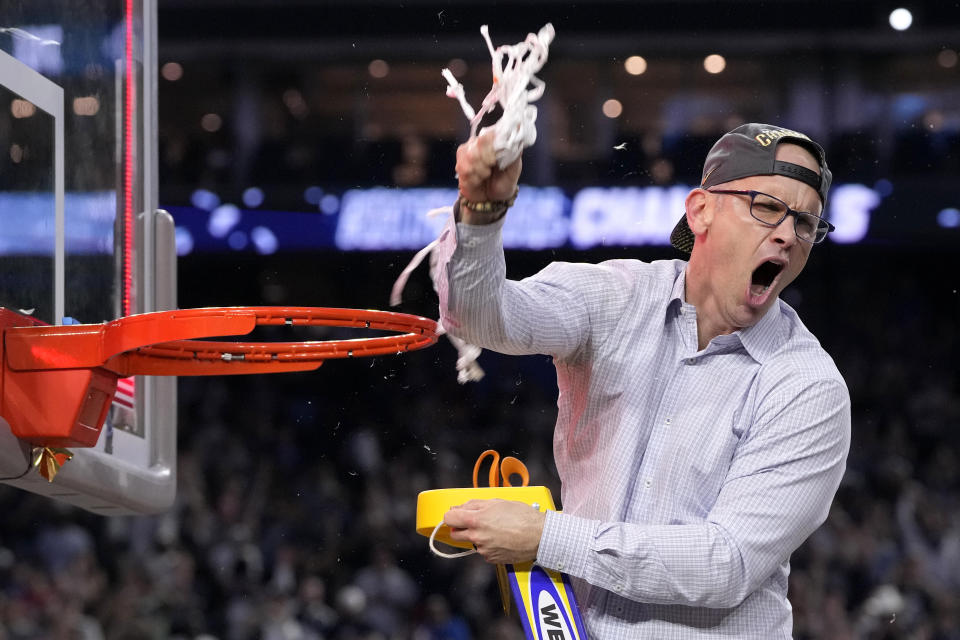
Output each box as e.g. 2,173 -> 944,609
707,189 -> 835,244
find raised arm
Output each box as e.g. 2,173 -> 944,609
434,131 -> 597,360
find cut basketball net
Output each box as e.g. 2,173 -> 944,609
392,24 -> 555,381
442,22 -> 555,168
390,236 -> 485,384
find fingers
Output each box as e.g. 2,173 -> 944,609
456,140 -> 493,201
446,526 -> 473,544
442,499 -> 487,529
475,130 -> 497,165
456,132 -> 520,203
443,499 -> 496,548
442,509 -> 468,530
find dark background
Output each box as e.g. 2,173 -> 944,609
3,2 -> 960,639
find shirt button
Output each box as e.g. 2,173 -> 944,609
665,417 -> 672,425
687,358 -> 696,365
644,479 -> 652,488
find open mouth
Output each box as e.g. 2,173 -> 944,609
749,260 -> 785,300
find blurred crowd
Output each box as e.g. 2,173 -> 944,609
1,243 -> 959,639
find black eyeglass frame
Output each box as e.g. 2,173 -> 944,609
706,189 -> 836,244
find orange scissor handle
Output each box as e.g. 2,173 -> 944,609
472,449 -> 530,488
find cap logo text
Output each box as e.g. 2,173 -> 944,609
755,128 -> 811,147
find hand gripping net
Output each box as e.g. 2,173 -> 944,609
443,23 -> 555,168
391,24 -> 555,383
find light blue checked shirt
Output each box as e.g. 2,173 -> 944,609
434,214 -> 850,639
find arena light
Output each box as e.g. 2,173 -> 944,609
704,54 -> 726,74
283,89 -> 309,119
190,188 -> 220,211
602,99 -> 623,118
624,55 -> 647,76
227,230 -> 248,250
251,226 -> 279,254
174,227 -> 194,256
320,194 -> 340,215
200,113 -> 222,132
242,187 -> 265,208
889,8 -> 913,31
72,96 -> 100,116
208,204 -> 241,238
446,58 -> 468,78
10,99 -> 36,118
368,59 -> 390,79
304,186 -> 323,205
937,208 -> 960,228
938,49 -> 958,69
161,62 -> 183,81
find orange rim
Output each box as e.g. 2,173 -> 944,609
114,307 -> 441,375
6,307 -> 441,376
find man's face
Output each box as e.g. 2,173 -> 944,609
695,144 -> 822,329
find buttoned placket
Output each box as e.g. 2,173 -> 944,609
621,304 -> 693,526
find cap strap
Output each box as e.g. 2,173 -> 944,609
773,161 -> 822,193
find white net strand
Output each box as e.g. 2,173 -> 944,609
443,23 -> 555,168
389,206 -> 485,384
392,24 -> 554,383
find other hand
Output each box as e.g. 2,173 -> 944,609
444,498 -> 546,565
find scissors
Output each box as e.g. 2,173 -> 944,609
473,449 -> 530,488
470,449 -> 531,614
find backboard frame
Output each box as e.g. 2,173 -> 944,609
0,0 -> 177,514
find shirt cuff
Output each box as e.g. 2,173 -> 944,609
455,210 -> 506,236
536,510 -> 596,577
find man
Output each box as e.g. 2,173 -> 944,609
437,123 -> 851,638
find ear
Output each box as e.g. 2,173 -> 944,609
684,188 -> 713,237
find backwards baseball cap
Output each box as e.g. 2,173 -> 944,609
669,123 -> 833,253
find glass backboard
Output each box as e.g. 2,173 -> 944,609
0,0 -> 176,514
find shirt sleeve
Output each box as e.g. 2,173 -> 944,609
433,213 -> 591,361
536,376 -> 851,609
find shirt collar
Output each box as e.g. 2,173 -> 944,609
669,267 -> 688,309
670,267 -> 784,363
737,301 -> 783,363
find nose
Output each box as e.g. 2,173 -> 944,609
771,214 -> 797,247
